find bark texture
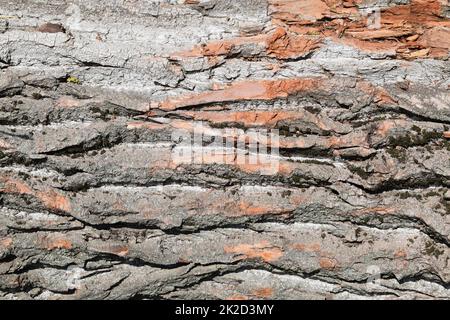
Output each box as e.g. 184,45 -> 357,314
0,0 -> 450,300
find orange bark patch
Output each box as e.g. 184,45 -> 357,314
155,78 -> 321,111
0,237 -> 13,249
270,0 -> 450,59
37,189 -> 71,212
382,0 -> 447,26
0,177 -> 33,194
171,27 -> 321,60
56,96 -> 82,108
177,145 -> 283,175
236,200 -> 294,216
319,257 -> 337,270
179,0 -> 450,61
419,28 -> 450,58
253,287 -> 274,298
394,249 -> 407,259
236,157 -> 283,176
444,131 -> 450,139
91,243 -> 130,257
224,241 -> 283,262
0,176 -> 71,212
375,120 -> 410,139
352,207 -> 396,216
356,81 -> 397,105
178,109 -> 338,131
266,27 -> 321,59
334,36 -> 400,53
179,110 -> 292,127
292,243 -> 321,253
126,121 -> 167,130
238,202 -> 272,216
0,138 -> 12,149
376,120 -> 398,137
269,0 -> 338,24
346,29 -> 414,41
40,235 -> 73,250
171,34 -> 266,58
226,295 -> 250,300
326,131 -> 369,149
109,245 -> 129,257
153,78 -> 395,112
292,243 -> 338,269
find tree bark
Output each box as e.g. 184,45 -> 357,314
0,0 -> 449,299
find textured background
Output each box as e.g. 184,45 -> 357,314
0,0 -> 449,299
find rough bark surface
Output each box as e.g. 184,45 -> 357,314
0,0 -> 450,300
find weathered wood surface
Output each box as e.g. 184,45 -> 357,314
0,0 -> 449,299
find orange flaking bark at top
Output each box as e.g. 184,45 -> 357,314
178,110 -> 288,127
291,243 -> 322,253
269,0 -> 450,59
226,295 -> 250,300
176,0 -> 450,62
171,27 -> 321,60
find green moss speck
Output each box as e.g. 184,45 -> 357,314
67,76 -> 81,84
